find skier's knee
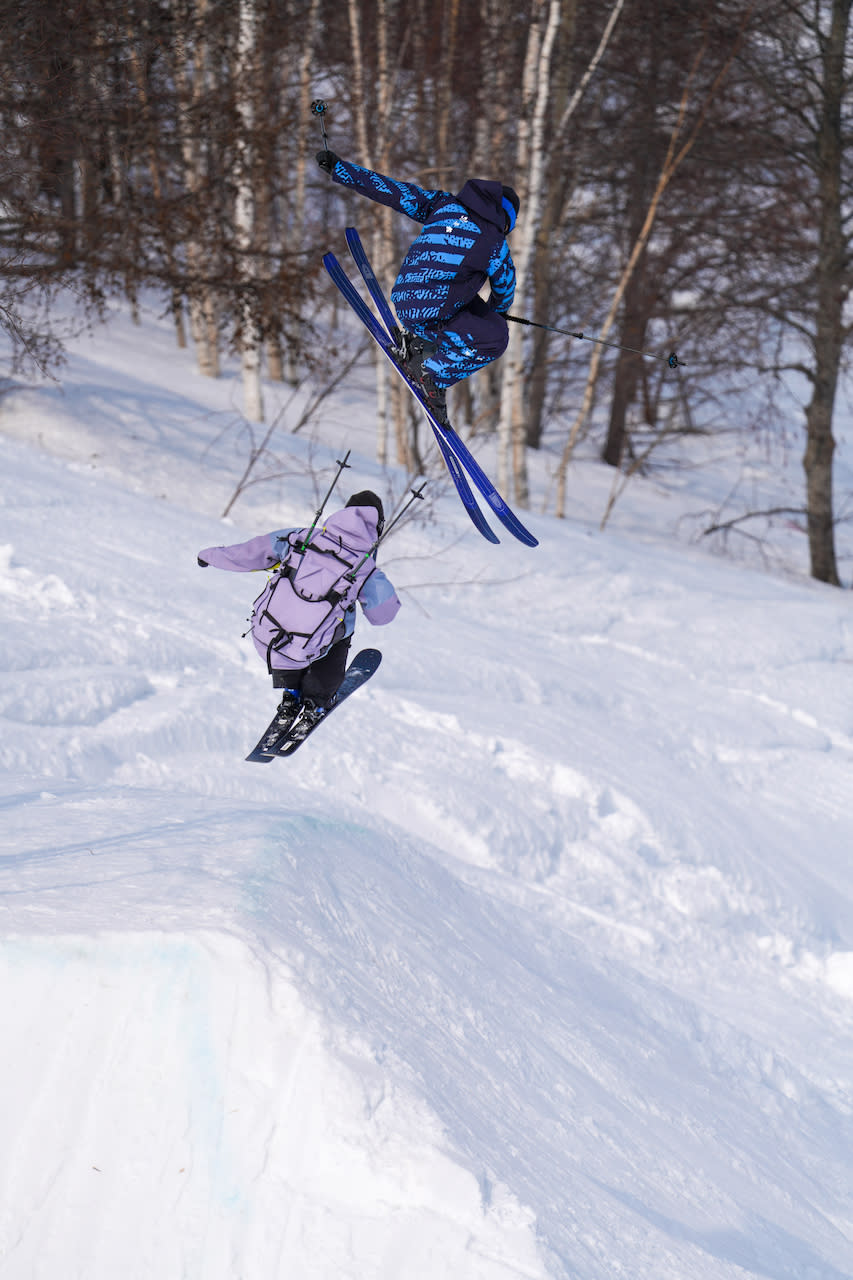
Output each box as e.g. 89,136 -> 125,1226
493,324 -> 509,359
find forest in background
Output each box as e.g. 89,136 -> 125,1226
0,0 -> 851,583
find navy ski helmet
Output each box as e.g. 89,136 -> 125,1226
501,185 -> 520,233
346,490 -> 385,535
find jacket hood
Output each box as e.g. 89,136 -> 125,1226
456,179 -> 507,231
321,505 -> 380,550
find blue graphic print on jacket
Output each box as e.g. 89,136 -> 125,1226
329,159 -> 516,389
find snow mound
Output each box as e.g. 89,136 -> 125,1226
2,302 -> 853,1279
0,931 -> 543,1280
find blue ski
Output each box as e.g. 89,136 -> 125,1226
325,233 -> 538,548
323,250 -> 498,543
340,228 -> 538,548
344,226 -> 401,342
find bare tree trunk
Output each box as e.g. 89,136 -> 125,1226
601,232 -> 652,467
502,0 -> 626,488
556,9 -> 754,517
498,0 -> 561,499
375,0 -> 393,464
348,0 -> 392,461
436,0 -> 460,183
348,0 -> 371,162
468,0 -> 512,431
525,0 -> 579,450
802,0 -> 849,586
124,18 -> 188,344
173,0 -> 220,377
260,172 -> 284,383
235,0 -> 264,422
475,0 -> 510,167
599,21 -> 661,468
283,0 -> 323,387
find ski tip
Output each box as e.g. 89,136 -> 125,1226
482,494 -> 538,547
352,647 -> 383,671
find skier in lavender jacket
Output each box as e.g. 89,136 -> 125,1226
198,491 -> 400,733
317,150 -> 520,426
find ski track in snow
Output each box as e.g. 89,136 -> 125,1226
1,302 -> 853,1279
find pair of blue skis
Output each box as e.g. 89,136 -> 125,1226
323,228 -> 538,548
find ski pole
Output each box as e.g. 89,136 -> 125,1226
377,481 -> 427,544
300,449 -> 352,551
504,312 -> 684,369
347,481 -> 427,579
311,98 -> 330,152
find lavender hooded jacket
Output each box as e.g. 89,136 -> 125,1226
199,506 -> 400,671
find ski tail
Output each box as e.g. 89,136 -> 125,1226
345,227 -> 401,345
431,431 -> 500,543
438,426 -> 539,547
323,251 -> 391,349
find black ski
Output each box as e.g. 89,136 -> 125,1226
246,649 -> 383,763
245,703 -> 301,762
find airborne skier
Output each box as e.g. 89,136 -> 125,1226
198,490 -> 400,749
316,151 -> 520,427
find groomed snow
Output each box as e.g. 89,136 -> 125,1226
1,298 -> 852,1279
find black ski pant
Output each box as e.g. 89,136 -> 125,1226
271,637 -> 351,708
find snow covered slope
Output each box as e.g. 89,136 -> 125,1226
1,303 -> 852,1279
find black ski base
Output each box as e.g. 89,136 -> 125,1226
245,649 -> 383,763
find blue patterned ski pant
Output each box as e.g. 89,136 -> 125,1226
403,296 -> 509,389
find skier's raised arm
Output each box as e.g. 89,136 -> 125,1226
197,532 -> 282,572
317,152 -> 444,225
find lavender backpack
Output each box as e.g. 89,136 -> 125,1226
250,514 -> 376,671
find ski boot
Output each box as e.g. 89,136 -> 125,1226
287,698 -> 328,744
396,333 -> 449,426
254,689 -> 302,755
274,688 -> 302,729
396,331 -> 436,368
414,367 -> 450,426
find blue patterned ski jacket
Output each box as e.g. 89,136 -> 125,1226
328,159 -> 516,331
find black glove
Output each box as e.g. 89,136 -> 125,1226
197,557 -> 209,567
316,149 -> 340,174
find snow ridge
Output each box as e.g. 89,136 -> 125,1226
1,305 -> 852,1279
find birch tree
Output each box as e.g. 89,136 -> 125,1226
172,0 -> 221,377
286,0 -> 323,385
234,0 -> 264,422
497,0 -> 562,503
496,0 -> 627,496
